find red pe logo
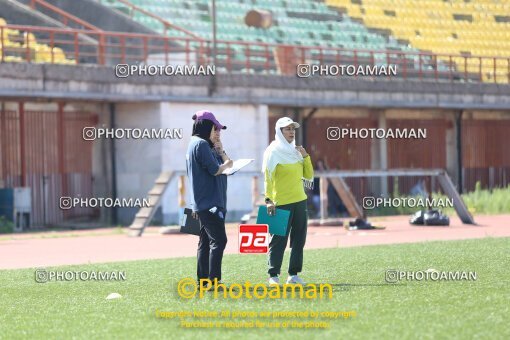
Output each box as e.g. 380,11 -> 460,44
239,224 -> 269,254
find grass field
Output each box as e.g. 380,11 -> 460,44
1,237 -> 509,339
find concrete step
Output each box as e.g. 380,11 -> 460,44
128,171 -> 175,237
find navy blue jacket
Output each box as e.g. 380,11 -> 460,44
186,136 -> 227,212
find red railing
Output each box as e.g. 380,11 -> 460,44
29,0 -> 102,32
0,24 -> 509,84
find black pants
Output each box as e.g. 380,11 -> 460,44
197,209 -> 227,282
268,199 -> 308,277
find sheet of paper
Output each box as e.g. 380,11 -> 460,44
221,159 -> 254,175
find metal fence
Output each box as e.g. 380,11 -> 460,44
0,106 -> 97,225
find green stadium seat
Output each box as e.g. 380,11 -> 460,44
100,0 -> 424,74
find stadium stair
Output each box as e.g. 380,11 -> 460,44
128,172 -> 174,237
18,0 -> 158,35
17,0 -> 187,65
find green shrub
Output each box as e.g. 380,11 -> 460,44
366,182 -> 510,216
0,216 -> 14,234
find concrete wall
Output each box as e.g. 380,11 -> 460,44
112,102 -> 268,224
114,102 -> 163,224
2,63 -> 510,109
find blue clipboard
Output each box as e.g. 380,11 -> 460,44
256,205 -> 290,236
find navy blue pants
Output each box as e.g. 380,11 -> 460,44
197,209 -> 227,282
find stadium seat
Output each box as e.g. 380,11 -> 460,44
326,0 -> 510,82
100,0 -> 423,73
1,17 -> 75,64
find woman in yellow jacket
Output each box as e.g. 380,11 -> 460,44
262,117 -> 314,285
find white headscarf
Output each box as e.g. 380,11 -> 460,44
262,117 -> 313,189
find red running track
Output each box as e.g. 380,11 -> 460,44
1,214 -> 509,270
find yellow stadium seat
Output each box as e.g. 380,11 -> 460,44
23,32 -> 37,45
326,0 -> 510,83
4,56 -> 23,62
0,17 -> 74,64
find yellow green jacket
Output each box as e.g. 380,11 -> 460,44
264,156 -> 314,206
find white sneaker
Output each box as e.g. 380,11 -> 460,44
212,280 -> 228,292
203,279 -> 226,290
268,276 -> 280,285
286,275 -> 306,285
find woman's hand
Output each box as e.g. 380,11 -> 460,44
266,201 -> 276,216
214,141 -> 223,154
215,159 -> 233,175
214,140 -> 231,162
224,159 -> 233,168
296,145 -> 308,157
